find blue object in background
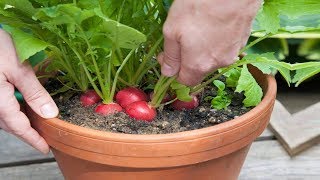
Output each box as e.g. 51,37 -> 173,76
15,90 -> 24,103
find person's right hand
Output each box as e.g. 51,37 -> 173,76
0,29 -> 59,154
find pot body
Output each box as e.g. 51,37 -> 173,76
52,145 -> 250,180
29,68 -> 276,180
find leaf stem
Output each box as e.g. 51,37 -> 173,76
239,34 -> 272,55
109,48 -> 136,103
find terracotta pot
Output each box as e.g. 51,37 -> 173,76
27,68 -> 277,180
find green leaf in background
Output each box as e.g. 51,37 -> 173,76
235,65 -> 263,107
292,62 -> 320,87
253,0 -> 320,38
0,0 -> 36,18
292,66 -> 320,87
246,37 -> 289,60
256,1 -> 280,34
298,39 -> 320,60
242,53 -> 292,85
3,25 -> 50,62
28,51 -> 47,67
34,4 -> 95,25
94,8 -> 147,49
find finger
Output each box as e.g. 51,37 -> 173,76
177,56 -> 210,86
157,52 -> 164,66
0,79 -> 49,154
9,63 -> 59,119
4,112 -> 50,154
161,26 -> 181,77
2,31 -> 59,119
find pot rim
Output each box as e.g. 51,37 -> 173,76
32,71 -> 276,143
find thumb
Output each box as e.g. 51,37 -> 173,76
161,36 -> 181,77
11,64 -> 58,118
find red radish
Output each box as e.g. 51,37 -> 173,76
125,101 -> 156,122
116,87 -> 148,108
149,92 -> 172,103
172,95 -> 199,110
80,90 -> 101,106
95,103 -> 123,115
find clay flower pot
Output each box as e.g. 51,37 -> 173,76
27,68 -> 277,180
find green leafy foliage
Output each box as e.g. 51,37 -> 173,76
292,62 -> 320,86
3,25 -> 50,61
254,0 -> 320,37
241,53 -> 292,86
223,68 -> 241,88
235,65 -> 263,107
170,80 -> 192,102
246,37 -> 288,61
211,80 -> 232,110
298,39 -> 320,60
256,1 -> 280,34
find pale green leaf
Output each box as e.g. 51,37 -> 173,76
292,65 -> 320,87
235,65 -> 263,107
176,88 -> 192,102
242,53 -> 292,85
256,1 -> 280,34
213,80 -> 225,91
298,39 -> 320,60
3,25 -> 50,62
224,68 -> 241,88
94,8 -> 146,49
211,95 -> 231,110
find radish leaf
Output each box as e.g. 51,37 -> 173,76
235,65 -> 263,107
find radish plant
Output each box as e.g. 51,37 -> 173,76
1,0 -> 319,121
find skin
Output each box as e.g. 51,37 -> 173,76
0,29 -> 58,154
0,0 -> 260,153
158,0 -> 262,86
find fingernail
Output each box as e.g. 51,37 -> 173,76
40,103 -> 58,118
162,63 -> 176,76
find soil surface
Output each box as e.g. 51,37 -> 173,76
46,80 -> 252,134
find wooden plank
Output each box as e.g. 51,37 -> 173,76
0,162 -> 63,180
0,130 -> 54,165
277,91 -> 320,114
240,140 -> 320,180
256,127 -> 274,141
269,100 -> 320,156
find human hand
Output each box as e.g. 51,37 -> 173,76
0,29 -> 58,154
158,0 -> 261,86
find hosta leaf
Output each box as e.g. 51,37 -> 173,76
235,65 -> 263,107
3,25 -> 50,62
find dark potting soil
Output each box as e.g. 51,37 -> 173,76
47,81 -> 252,134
